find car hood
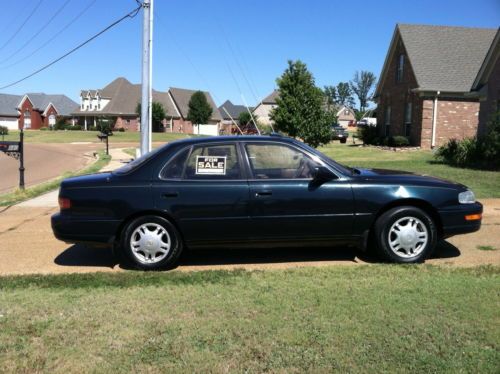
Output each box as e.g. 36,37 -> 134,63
354,167 -> 465,189
61,172 -> 113,189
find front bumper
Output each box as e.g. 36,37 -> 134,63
51,212 -> 120,245
438,202 -> 483,238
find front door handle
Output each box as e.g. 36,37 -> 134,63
255,190 -> 272,197
162,191 -> 178,198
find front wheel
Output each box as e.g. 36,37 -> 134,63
340,138 -> 347,144
373,206 -> 437,263
121,215 -> 183,270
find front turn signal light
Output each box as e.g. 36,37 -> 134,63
465,213 -> 481,221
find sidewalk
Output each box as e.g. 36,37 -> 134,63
17,148 -> 133,208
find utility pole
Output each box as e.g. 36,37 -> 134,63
140,0 -> 153,156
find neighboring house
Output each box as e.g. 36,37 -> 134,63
167,87 -> 222,135
252,90 -> 279,125
0,92 -> 77,130
471,28 -> 500,135
335,105 -> 356,128
72,77 -> 177,131
72,78 -> 222,135
374,24 -> 497,148
218,100 -> 250,122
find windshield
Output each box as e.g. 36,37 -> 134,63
297,141 -> 355,175
113,146 -> 163,175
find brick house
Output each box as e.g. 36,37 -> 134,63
72,77 -> 222,135
374,24 -> 497,148
167,87 -> 222,135
0,93 -> 77,130
252,90 -> 279,126
472,28 -> 500,135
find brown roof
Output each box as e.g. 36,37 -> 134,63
376,24 -> 497,96
168,87 -> 222,121
72,77 -> 178,117
262,90 -> 279,104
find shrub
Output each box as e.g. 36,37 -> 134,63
54,119 -> 68,130
389,136 -> 410,147
66,125 -> 82,131
118,127 -> 125,132
358,125 -> 379,145
39,127 -> 49,131
435,111 -> 500,170
0,125 -> 8,138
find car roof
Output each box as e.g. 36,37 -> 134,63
169,134 -> 297,146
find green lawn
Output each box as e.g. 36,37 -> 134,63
0,266 -> 498,373
2,130 -> 193,144
319,142 -> 500,198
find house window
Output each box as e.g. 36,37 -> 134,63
23,110 -> 31,129
404,102 -> 412,137
81,103 -> 84,110
384,106 -> 391,136
90,103 -> 93,110
396,54 -> 404,83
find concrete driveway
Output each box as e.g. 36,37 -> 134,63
0,200 -> 498,275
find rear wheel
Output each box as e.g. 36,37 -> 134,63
340,138 -> 347,144
121,215 -> 183,270
374,206 -> 437,263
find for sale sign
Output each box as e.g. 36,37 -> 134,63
196,156 -> 226,175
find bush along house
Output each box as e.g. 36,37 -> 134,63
374,24 -> 498,148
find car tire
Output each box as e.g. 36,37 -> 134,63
373,206 -> 437,263
121,215 -> 183,270
340,138 -> 347,144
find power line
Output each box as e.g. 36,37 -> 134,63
0,0 -> 73,64
0,0 -> 97,69
0,0 -> 45,52
0,4 -> 141,90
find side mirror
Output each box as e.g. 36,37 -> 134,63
312,166 -> 336,181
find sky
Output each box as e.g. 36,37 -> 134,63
0,0 -> 498,107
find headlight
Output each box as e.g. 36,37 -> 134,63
458,190 -> 475,204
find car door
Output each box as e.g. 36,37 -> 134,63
243,141 -> 354,242
152,142 -> 250,246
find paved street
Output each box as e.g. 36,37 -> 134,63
0,143 -> 98,194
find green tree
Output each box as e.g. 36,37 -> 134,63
323,85 -> 337,111
136,101 -> 167,132
0,125 -> 8,140
271,60 -> 333,147
187,91 -> 213,134
336,82 -> 355,108
350,71 -> 377,112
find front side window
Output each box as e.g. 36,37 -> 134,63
183,144 -> 241,180
245,143 -> 317,179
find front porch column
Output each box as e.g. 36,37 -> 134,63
84,117 -> 87,131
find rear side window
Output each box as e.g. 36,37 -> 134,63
160,147 -> 190,179
184,144 -> 241,180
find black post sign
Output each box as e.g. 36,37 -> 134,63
0,129 -> 25,189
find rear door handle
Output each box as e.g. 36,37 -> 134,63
255,190 -> 272,197
162,191 -> 178,198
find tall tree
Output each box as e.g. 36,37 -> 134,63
135,101 -> 166,132
350,71 -> 377,113
271,60 -> 333,147
336,82 -> 354,108
323,85 -> 337,111
187,91 -> 213,134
